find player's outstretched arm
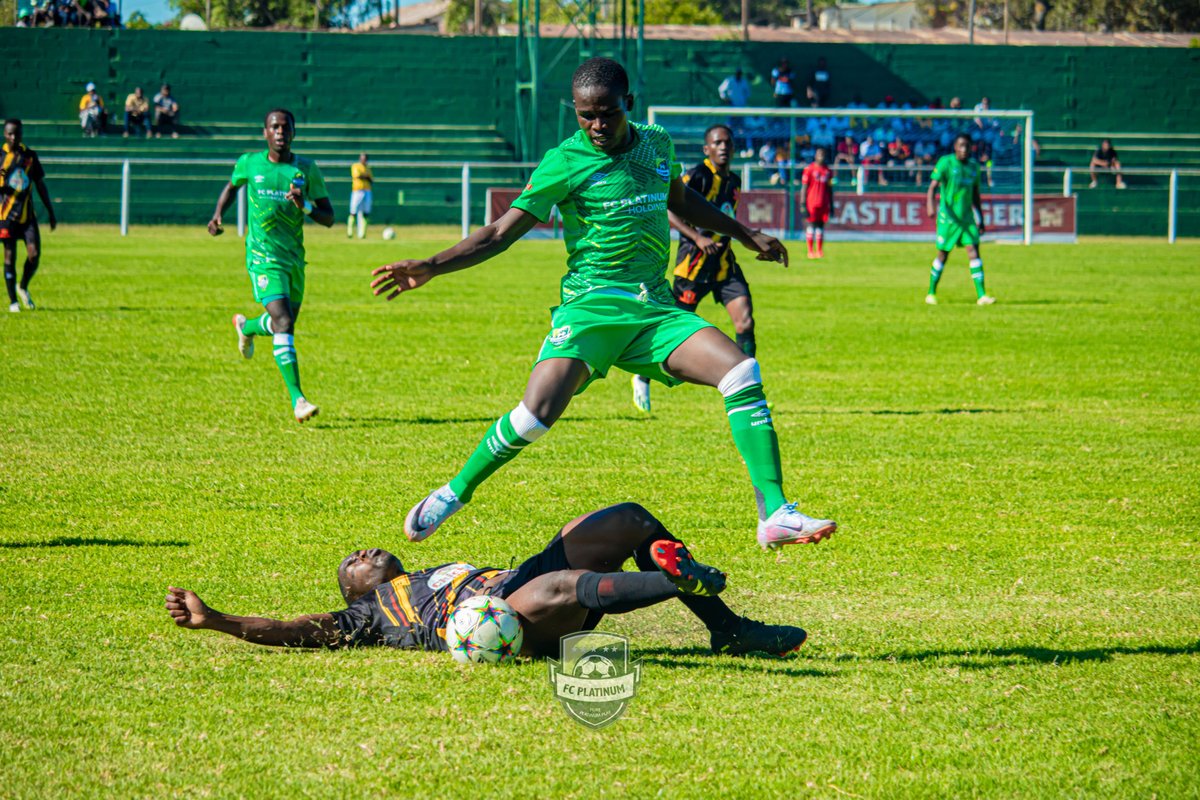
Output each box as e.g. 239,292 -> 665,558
925,179 -> 940,220
973,182 -> 986,234
667,178 -> 787,267
165,586 -> 340,648
370,207 -> 539,301
208,181 -> 237,236
667,210 -> 719,256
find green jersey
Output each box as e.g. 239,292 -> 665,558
931,154 -> 980,227
230,150 -> 329,271
512,123 -> 683,304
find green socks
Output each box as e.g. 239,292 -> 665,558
721,364 -> 786,517
929,258 -> 945,295
448,402 -> 550,503
242,312 -> 273,337
272,333 -> 304,406
969,258 -> 987,298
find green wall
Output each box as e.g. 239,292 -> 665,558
2,28 -> 1198,147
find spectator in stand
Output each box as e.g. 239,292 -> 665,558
124,87 -> 152,138
859,136 -> 885,185
1011,123 -> 1041,159
913,137 -> 937,185
1089,138 -> 1126,189
153,85 -> 181,139
887,135 -> 914,184
975,135 -> 994,187
974,97 -> 998,131
718,69 -> 754,155
771,59 -> 795,108
949,97 -> 962,111
810,57 -> 831,106
835,134 -> 857,167
718,68 -> 751,108
78,82 -> 106,137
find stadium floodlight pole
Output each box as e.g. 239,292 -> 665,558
120,159 -> 130,237
968,0 -> 976,44
1168,169 -> 1178,244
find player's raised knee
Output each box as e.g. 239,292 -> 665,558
717,357 -> 762,396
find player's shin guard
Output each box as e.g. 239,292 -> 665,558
272,333 -> 305,406
969,258 -> 986,298
929,258 -> 946,294
575,571 -> 680,614
448,402 -> 549,503
719,359 -> 786,519
242,312 -> 273,337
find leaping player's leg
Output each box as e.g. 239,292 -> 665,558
663,328 -> 835,549
404,357 -> 590,542
3,239 -> 18,312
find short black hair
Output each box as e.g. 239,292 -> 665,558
953,132 -> 972,147
264,108 -> 296,127
704,123 -> 733,142
572,57 -> 630,97
4,118 -> 22,129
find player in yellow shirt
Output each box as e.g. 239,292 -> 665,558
348,153 -> 374,239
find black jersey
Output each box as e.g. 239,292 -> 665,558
673,158 -> 741,284
329,563 -> 513,651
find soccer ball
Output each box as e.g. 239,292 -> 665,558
574,654 -> 615,678
445,595 -> 523,665
381,226 -> 396,241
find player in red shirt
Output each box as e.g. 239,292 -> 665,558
800,147 -> 834,259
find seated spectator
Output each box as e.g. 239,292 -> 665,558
124,87 -> 152,138
78,82 -> 106,137
975,137 -> 994,187
974,96 -> 999,131
1011,123 -> 1041,159
153,85 -> 181,139
834,134 -> 857,167
859,136 -> 886,185
886,135 -> 914,184
913,138 -> 937,185
1089,138 -> 1126,189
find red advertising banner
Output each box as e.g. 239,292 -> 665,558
486,187 -> 556,229
487,188 -> 1076,242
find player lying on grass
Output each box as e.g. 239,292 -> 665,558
370,57 -> 836,552
207,109 -> 335,423
925,132 -> 995,306
165,503 -> 808,658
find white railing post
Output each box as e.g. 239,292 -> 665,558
742,162 -> 751,191
856,166 -> 865,196
1168,169 -> 1178,244
119,159 -> 130,236
237,186 -> 246,237
461,163 -> 471,239
1062,168 -> 1071,198
1023,112 -> 1034,245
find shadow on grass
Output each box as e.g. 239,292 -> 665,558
313,414 -> 652,429
0,537 -> 189,549
996,299 -> 1110,306
786,408 -> 1011,416
835,641 -> 1200,668
635,646 -> 833,677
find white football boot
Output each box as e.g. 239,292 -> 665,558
757,503 -> 836,550
631,375 -> 652,414
232,314 -> 254,359
16,286 -> 34,310
404,484 -> 464,542
293,397 -> 319,423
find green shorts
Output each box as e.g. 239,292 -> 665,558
247,259 -> 305,307
935,216 -> 981,250
536,289 -> 714,392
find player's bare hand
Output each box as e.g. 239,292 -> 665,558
746,230 -> 788,268
371,260 -> 436,300
926,205 -> 936,220
47,215 -> 58,232
285,185 -> 304,208
165,586 -> 214,629
978,222 -> 987,235
694,235 -> 720,256
207,218 -> 224,237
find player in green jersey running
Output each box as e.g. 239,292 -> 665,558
925,132 -> 995,306
207,109 -> 335,422
371,58 -> 836,552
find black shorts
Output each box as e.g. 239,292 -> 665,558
672,262 -> 751,311
496,532 -> 572,600
0,218 -> 39,249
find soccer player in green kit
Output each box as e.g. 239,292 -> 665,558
371,58 -> 837,552
925,132 -> 995,306
208,109 -> 335,422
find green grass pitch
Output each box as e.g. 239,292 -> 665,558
1,226 -> 1198,797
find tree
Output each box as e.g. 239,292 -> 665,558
917,0 -> 1200,32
